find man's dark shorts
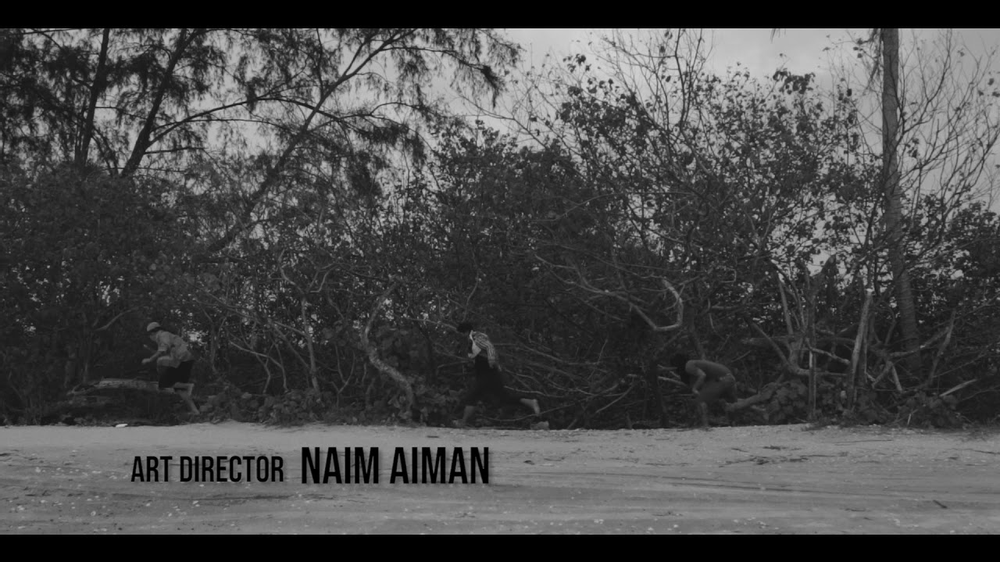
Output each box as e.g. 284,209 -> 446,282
463,356 -> 523,407
157,360 -> 194,390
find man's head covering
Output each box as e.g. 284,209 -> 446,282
146,322 -> 161,333
456,322 -> 475,334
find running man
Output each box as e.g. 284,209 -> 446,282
142,322 -> 199,414
454,322 -> 540,427
670,353 -> 737,427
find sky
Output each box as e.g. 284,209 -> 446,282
502,29 -> 1000,80
489,29 -> 1000,212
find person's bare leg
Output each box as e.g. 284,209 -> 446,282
174,383 -> 199,414
454,405 -> 476,427
520,398 -> 540,416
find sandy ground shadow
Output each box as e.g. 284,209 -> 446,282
2,422 -> 999,534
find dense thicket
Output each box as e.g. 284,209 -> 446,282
2,28 -> 998,428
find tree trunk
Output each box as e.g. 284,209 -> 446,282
361,281 -> 414,420
301,299 -> 320,392
847,289 -> 873,411
121,29 -> 194,178
76,28 -> 111,169
880,28 -> 922,380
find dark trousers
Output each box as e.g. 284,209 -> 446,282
463,356 -> 523,407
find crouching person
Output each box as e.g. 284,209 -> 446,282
142,322 -> 199,414
670,353 -> 737,428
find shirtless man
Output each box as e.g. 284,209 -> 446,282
670,353 -> 737,428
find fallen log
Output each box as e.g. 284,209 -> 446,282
725,393 -> 768,412
725,382 -> 780,412
70,378 -> 160,395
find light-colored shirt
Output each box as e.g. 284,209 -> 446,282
154,331 -> 193,368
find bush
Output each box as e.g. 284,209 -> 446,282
412,375 -> 463,426
762,379 -> 809,424
759,379 -> 888,425
896,392 -> 964,428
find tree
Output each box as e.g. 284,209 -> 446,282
426,32 -> 878,426
874,29 -> 921,379
0,28 -> 522,422
460,28 -> 1000,426
766,29 -> 918,379
0,162 -> 192,420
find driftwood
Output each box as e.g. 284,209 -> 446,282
744,323 -> 846,380
926,311 -> 957,386
725,392 -> 769,412
940,378 -> 977,398
44,377 -> 195,425
70,378 -> 161,394
533,254 -> 684,333
360,280 -> 414,420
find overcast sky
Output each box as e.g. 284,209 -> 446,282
502,29 -> 1000,79
492,29 -> 1000,212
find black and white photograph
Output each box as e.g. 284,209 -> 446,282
2,28 -> 999,534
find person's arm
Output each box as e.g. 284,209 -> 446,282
142,336 -> 168,365
689,367 -> 707,394
471,332 -> 499,369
